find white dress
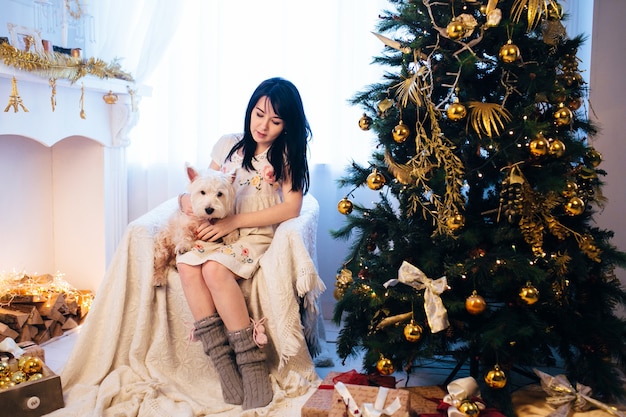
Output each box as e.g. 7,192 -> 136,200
176,133 -> 283,278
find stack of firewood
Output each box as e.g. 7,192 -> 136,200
0,272 -> 93,344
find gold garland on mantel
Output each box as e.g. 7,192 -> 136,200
0,43 -> 134,83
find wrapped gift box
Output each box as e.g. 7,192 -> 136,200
330,383 -> 411,417
0,362 -> 64,417
302,371 -> 342,417
405,385 -> 446,416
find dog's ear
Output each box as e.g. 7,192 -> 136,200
186,164 -> 199,182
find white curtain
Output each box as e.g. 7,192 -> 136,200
94,1 -> 591,318
123,0 -> 388,218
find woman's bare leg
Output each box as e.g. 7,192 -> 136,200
177,263 -> 217,320
201,261 -> 249,331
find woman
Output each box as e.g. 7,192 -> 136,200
177,77 -> 311,410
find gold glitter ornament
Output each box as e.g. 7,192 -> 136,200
519,282 -> 540,305
0,361 -> 9,377
376,355 -> 395,375
21,356 -> 43,375
549,138 -> 566,157
484,364 -> 507,389
447,20 -> 466,40
403,320 -> 423,342
367,169 -> 386,190
11,370 -> 28,385
359,114 -> 373,130
499,40 -> 520,64
529,134 -> 549,156
564,196 -> 585,216
465,290 -> 487,315
562,181 -> 578,198
337,197 -> 354,215
392,121 -> 410,143
447,101 -> 467,121
28,372 -> 44,381
458,400 -> 481,416
553,103 -> 573,127
585,148 -> 603,167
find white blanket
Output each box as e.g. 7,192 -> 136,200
48,195 -> 326,416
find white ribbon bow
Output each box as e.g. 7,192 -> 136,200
534,369 -> 626,417
384,261 -> 450,333
443,376 -> 486,417
334,381 -> 403,417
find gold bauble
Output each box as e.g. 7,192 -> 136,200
358,114 -> 373,131
484,364 -> 508,389
0,362 -> 9,377
21,356 -> 43,375
392,121 -> 410,143
367,169 -> 386,190
529,135 -> 549,157
562,181 -> 578,198
519,282 -> 540,305
11,370 -> 28,385
586,148 -> 603,167
447,20 -> 465,40
403,320 -> 423,342
376,356 -> 395,376
567,97 -> 583,111
564,196 -> 585,216
17,356 -> 31,370
447,101 -> 467,121
337,197 -> 354,215
499,40 -> 520,64
446,213 -> 465,231
28,372 -> 44,381
458,400 -> 481,416
554,104 -> 573,127
0,379 -> 15,390
549,139 -> 566,158
465,290 -> 487,315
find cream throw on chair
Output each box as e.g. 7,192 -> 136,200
48,194 -> 326,417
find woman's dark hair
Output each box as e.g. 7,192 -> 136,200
227,77 -> 311,194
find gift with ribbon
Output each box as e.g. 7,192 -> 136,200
330,381 -> 410,417
419,376 -> 505,417
534,369 -> 626,417
384,261 -> 450,333
302,370 -> 400,417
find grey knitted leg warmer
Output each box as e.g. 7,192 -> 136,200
194,314 -> 244,405
228,323 -> 273,410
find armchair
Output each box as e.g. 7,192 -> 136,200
49,194 -> 326,416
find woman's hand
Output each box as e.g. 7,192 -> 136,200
196,215 -> 239,242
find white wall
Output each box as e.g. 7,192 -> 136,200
590,0 -> 626,290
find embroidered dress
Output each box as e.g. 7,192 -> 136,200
176,133 -> 283,279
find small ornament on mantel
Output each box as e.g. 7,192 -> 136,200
4,76 -> 29,113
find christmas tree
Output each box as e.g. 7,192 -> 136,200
332,0 -> 626,413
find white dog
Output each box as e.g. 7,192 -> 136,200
153,165 -> 239,286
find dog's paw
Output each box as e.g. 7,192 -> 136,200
222,229 -> 240,245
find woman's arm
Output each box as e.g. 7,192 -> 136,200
196,170 -> 303,242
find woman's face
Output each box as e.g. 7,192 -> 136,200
250,96 -> 284,152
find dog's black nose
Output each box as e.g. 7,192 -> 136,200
205,207 -> 214,215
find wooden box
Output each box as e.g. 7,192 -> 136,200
0,363 -> 64,416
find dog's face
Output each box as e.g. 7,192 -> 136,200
186,167 -> 236,220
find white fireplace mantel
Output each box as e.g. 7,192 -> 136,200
0,63 -> 141,291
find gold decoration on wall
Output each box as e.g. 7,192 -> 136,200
468,101 -> 512,138
49,78 -> 57,111
511,0 -> 561,30
79,83 -> 86,119
65,0 -> 84,19
4,76 -> 28,113
103,90 -> 118,104
0,43 -> 133,83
